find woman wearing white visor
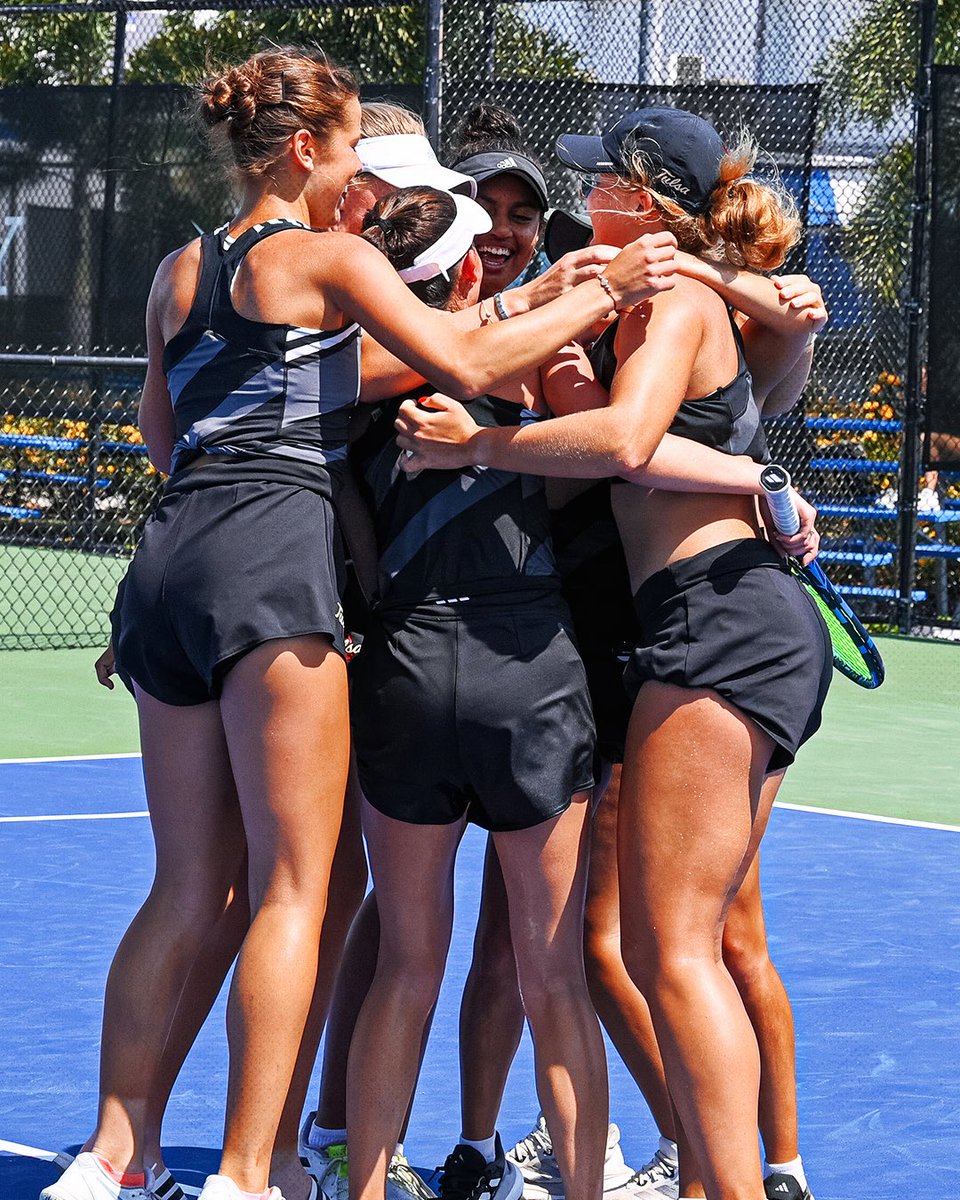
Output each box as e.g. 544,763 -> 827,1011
344,185 -> 608,1200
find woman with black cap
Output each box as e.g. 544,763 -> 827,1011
396,106 -> 832,1200
447,103 -> 551,299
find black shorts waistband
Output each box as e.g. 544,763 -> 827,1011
635,538 -> 785,615
164,457 -> 335,500
374,580 -> 561,618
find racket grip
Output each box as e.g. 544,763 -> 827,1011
760,464 -> 801,536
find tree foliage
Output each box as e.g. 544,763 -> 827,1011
814,0 -> 960,306
816,0 -> 960,131
0,0 -> 113,84
126,4 -> 587,87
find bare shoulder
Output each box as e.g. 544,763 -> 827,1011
270,228 -> 384,276
155,238 -> 201,291
616,277 -> 705,354
149,238 -> 202,339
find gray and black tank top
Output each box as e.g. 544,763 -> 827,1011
163,218 -> 361,498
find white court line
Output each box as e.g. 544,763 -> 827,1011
1,758 -> 956,833
775,800 -> 960,834
0,752 -> 140,765
0,811 -> 148,823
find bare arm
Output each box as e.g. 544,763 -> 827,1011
675,251 -> 825,336
538,340 -> 768,494
138,266 -> 177,475
395,293 -> 700,479
755,336 -> 815,416
357,242 -> 659,402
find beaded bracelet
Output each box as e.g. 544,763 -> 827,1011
493,292 -> 510,321
596,272 -> 618,308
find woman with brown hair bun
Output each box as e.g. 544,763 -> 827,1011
42,50 -> 673,1200
397,106 -> 832,1200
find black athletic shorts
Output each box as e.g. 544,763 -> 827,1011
112,476 -> 345,706
563,592 -> 637,767
352,590 -> 596,831
624,538 -> 832,771
553,482 -> 639,766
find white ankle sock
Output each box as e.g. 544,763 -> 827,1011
459,1134 -> 498,1163
658,1137 -> 678,1165
307,1123 -> 348,1150
764,1156 -> 808,1190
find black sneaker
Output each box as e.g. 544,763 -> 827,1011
763,1173 -> 813,1200
439,1136 -> 523,1200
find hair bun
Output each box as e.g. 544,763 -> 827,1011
450,101 -> 528,159
462,102 -> 522,144
199,63 -> 260,134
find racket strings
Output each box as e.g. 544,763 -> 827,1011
804,583 -> 876,683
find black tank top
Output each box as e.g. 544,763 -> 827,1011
351,393 -> 558,607
589,306 -> 769,464
163,218 -> 361,498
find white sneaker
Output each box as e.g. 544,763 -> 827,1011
197,1176 -> 283,1200
507,1117 -> 635,1199
507,1115 -> 561,1200
598,1126 -> 633,1192
388,1154 -> 438,1200
618,1149 -> 679,1200
40,1153 -> 149,1200
298,1124 -> 434,1200
305,1147 -> 348,1200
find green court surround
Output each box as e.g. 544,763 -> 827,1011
1,636 -> 957,825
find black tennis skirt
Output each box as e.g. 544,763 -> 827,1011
623,538 -> 832,770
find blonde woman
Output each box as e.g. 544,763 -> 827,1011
397,107 -> 831,1200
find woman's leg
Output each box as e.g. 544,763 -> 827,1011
87,692 -> 247,1174
720,774 -> 802,1173
618,682 -> 776,1200
315,892 -> 380,1135
143,865 -> 250,1172
493,795 -> 608,1200
583,763 -> 674,1138
216,635 -> 350,1193
347,804 -> 465,1200
273,759 -> 369,1200
458,838 -> 525,1142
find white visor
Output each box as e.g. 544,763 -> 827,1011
397,194 -> 493,283
357,134 -> 478,198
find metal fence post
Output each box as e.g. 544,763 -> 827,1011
424,0 -> 444,145
897,0 -> 937,632
85,5 -> 126,551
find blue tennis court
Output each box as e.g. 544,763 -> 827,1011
2,755 -> 959,1198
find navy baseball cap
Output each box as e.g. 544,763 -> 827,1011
543,208 -> 592,263
555,107 -> 725,215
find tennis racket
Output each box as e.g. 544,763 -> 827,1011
760,464 -> 885,689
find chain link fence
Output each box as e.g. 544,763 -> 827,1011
1,0 -> 957,650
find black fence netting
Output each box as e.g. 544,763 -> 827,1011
1,0 -> 958,650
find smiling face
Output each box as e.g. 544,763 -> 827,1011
334,171 -> 395,234
303,94 -> 363,229
473,173 -> 545,299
